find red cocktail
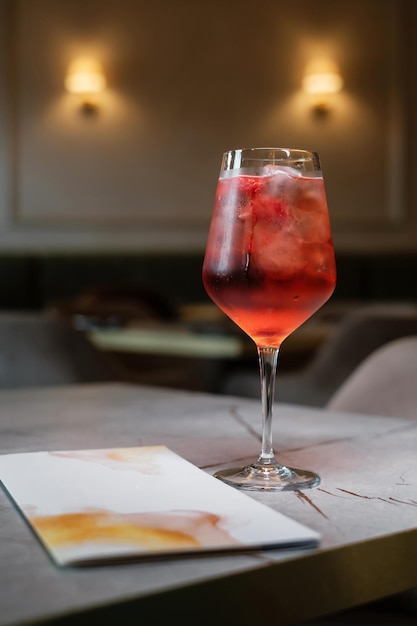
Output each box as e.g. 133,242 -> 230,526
203,148 -> 336,491
203,167 -> 336,346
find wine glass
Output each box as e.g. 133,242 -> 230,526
202,147 -> 337,491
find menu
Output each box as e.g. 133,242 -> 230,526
0,445 -> 320,566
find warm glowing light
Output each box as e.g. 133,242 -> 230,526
302,57 -> 343,113
302,72 -> 343,96
65,58 -> 107,114
65,71 -> 106,95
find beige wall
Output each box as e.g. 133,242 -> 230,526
0,0 -> 415,253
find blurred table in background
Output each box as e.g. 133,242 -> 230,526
87,302 -> 339,392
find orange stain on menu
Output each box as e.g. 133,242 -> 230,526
50,447 -> 165,475
30,509 -> 241,552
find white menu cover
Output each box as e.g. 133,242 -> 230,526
0,446 -> 320,566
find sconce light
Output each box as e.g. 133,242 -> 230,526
302,57 -> 343,115
65,57 -> 107,115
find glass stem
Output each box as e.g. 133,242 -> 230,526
257,346 -> 280,467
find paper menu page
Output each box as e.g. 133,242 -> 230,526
0,446 -> 320,566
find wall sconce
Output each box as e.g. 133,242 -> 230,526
65,57 -> 107,115
302,58 -> 344,115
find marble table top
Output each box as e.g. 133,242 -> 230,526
1,382 -> 416,625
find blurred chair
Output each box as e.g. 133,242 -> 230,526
327,335 -> 417,418
223,303 -> 417,407
0,311 -> 116,390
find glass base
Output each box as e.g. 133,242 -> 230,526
214,462 -> 320,492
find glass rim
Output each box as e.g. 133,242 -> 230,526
221,147 -> 321,172
224,146 -> 318,159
